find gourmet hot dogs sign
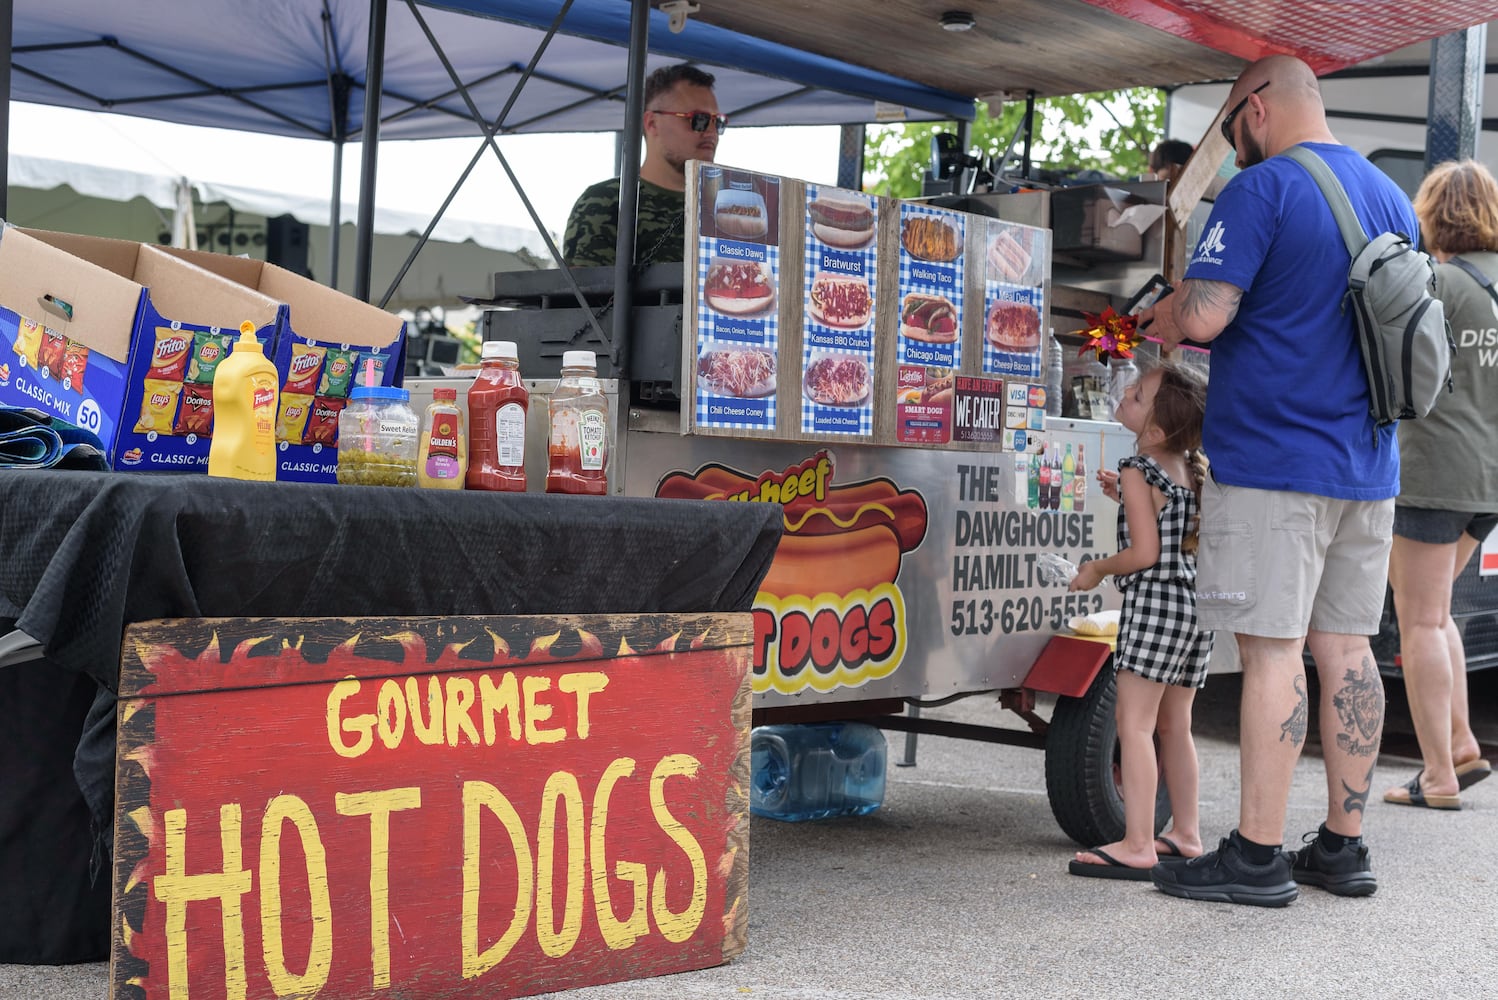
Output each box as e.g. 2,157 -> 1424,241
111,615 -> 751,1000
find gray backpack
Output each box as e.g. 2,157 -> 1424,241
1282,145 -> 1453,428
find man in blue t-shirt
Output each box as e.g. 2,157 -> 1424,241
1143,55 -> 1414,907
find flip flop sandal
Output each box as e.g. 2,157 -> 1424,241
1155,836 -> 1183,857
1068,847 -> 1154,881
1454,758 -> 1492,791
1383,773 -> 1461,810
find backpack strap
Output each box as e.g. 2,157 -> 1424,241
1280,145 -> 1371,258
1448,255 -> 1498,305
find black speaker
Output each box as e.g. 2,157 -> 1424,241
266,214 -> 312,278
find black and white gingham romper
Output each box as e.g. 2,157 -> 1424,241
1112,455 -> 1214,688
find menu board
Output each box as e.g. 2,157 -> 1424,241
693,165 -> 782,431
801,185 -> 877,437
982,219 -> 1047,380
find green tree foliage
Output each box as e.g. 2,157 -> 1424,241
864,89 -> 1168,198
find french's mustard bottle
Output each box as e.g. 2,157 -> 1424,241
208,321 -> 279,481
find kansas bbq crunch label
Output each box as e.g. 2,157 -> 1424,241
112,615 -> 750,999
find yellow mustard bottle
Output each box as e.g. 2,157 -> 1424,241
417,386 -> 467,489
208,321 -> 279,481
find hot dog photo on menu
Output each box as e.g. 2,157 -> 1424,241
801,184 -> 878,437
980,217 -> 1047,380
896,204 -> 965,370
693,164 -> 783,432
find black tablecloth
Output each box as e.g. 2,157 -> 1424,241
0,469 -> 781,963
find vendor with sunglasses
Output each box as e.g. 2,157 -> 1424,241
564,63 -> 724,268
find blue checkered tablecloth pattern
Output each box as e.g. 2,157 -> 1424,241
981,283 -> 1045,381
896,205 -> 965,370
801,185 -> 876,437
694,236 -> 779,431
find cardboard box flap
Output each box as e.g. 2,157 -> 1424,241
156,246 -> 404,349
259,265 -> 404,349
134,246 -> 282,331
0,226 -> 141,362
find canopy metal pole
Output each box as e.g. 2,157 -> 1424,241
0,0 -> 13,218
610,0 -> 650,374
329,140 -> 345,288
1021,90 -> 1036,180
1425,25 -> 1485,169
354,0 -> 388,303
836,124 -> 865,190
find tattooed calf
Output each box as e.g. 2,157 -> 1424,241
1280,674 -> 1309,747
1333,658 -> 1384,758
1342,762 -> 1375,815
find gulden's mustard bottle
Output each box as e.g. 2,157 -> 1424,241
208,321 -> 279,481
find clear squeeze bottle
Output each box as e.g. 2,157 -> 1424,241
207,321 -> 279,482
466,340 -> 528,492
418,387 -> 467,489
546,350 -> 609,495
750,722 -> 887,822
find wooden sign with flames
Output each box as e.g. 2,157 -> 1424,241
111,613 -> 752,1000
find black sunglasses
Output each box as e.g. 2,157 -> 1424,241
1220,81 -> 1269,149
649,109 -> 728,134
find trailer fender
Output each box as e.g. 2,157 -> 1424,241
1022,634 -> 1113,697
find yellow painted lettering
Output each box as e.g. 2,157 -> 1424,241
815,456 -> 832,501
326,678 -> 373,758
590,758 -> 647,950
259,796 -> 332,997
557,672 -> 608,739
336,788 -> 423,990
405,676 -> 444,745
478,671 -> 521,745
522,676 -> 564,745
799,467 -> 818,499
649,755 -> 707,943
153,805 -> 251,1000
375,680 -> 407,749
445,677 -> 480,747
461,781 -> 533,979
535,772 -> 585,958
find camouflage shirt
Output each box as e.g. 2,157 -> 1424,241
562,178 -> 686,268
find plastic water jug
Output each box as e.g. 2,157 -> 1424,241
750,722 -> 887,821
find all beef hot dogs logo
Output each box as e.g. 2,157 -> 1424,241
656,452 -> 928,695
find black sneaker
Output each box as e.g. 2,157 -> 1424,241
1150,830 -> 1299,907
1287,830 -> 1377,897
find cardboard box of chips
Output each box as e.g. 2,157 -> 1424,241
155,247 -> 408,483
0,225 -> 284,471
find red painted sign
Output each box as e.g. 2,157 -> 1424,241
113,615 -> 751,999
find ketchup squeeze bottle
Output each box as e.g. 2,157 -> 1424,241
545,350 -> 609,495
466,340 -> 528,491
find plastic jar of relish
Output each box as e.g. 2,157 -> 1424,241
336,384 -> 420,487
545,350 -> 609,495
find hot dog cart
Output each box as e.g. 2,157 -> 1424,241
420,168 -> 1183,846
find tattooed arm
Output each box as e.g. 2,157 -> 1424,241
1139,278 -> 1244,347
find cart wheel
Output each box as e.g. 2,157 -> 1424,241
1044,663 -> 1171,848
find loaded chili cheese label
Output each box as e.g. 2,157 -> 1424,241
692,164 -> 781,433
656,451 -> 929,695
802,185 -> 878,437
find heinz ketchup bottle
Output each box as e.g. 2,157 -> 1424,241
545,350 -> 609,495
466,340 -> 528,491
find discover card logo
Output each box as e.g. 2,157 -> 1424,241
1193,221 -> 1228,266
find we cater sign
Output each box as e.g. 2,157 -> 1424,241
113,614 -> 751,999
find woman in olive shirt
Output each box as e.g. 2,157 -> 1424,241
1384,159 -> 1498,810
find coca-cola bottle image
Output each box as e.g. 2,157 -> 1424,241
1047,445 -> 1062,510
1037,445 -> 1052,511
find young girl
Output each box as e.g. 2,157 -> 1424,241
1067,361 -> 1213,880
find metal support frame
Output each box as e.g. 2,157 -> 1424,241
836,123 -> 865,192
609,0 -> 651,376
0,0 -> 12,217
1426,25 -> 1486,169
321,0 -> 354,293
352,0 -> 387,303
